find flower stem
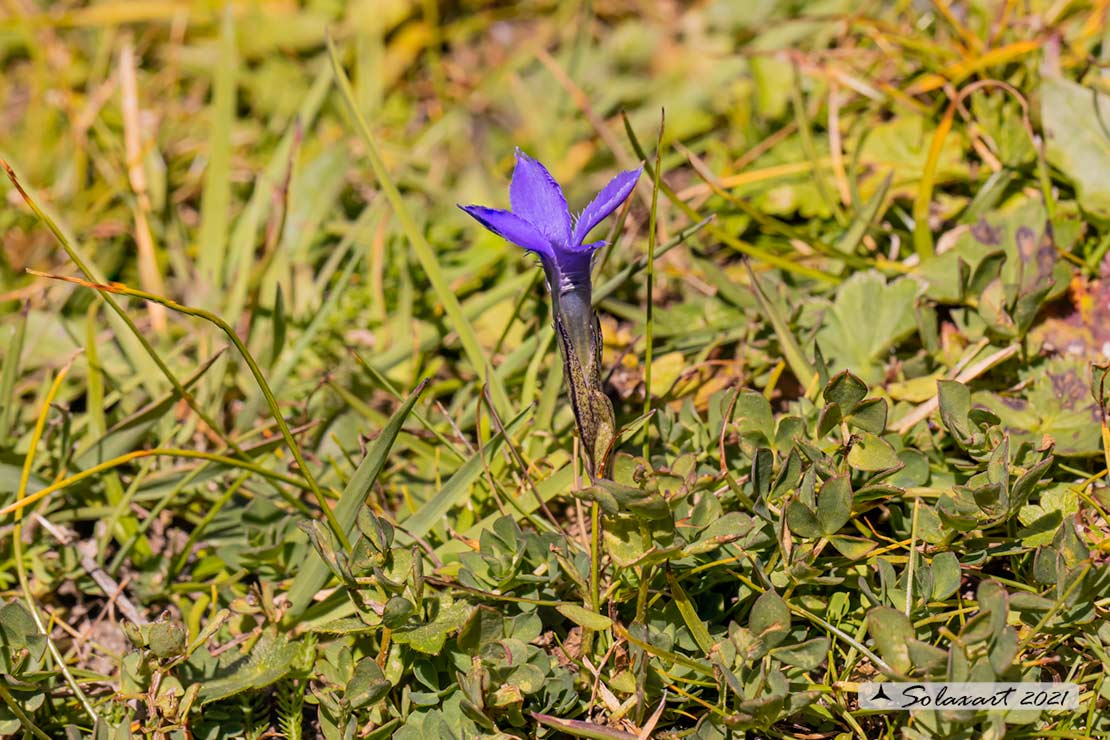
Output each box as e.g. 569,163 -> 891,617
642,110 -> 664,459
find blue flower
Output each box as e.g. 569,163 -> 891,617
459,150 -> 641,477
459,150 -> 640,366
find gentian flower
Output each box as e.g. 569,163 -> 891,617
460,150 -> 641,478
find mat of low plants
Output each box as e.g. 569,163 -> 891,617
1,1 -> 1109,738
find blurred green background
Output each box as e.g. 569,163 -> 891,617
3,0 -> 1110,737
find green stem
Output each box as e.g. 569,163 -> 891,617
642,111 -> 664,459
1,446 -> 317,519
27,271 -> 350,551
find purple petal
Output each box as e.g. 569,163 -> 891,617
554,252 -> 594,287
566,239 -> 607,254
571,166 -> 642,246
458,205 -> 553,258
510,150 -> 572,247
551,241 -> 604,292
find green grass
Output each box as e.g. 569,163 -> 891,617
2,1 -> 1110,738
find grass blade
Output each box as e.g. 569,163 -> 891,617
593,217 -> 712,305
285,379 -> 428,619
197,6 -> 237,289
237,237 -> 362,429
325,34 -> 512,419
642,111 -> 663,459
396,406 -> 531,543
838,172 -> 892,255
74,349 -> 225,468
0,302 -> 27,445
0,157 -> 165,395
792,66 -> 844,225
912,100 -> 956,259
621,112 -> 839,284
665,568 -> 715,655
744,262 -> 819,398
224,59 -> 333,322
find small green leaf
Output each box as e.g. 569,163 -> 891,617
959,612 -> 995,644
828,534 -> 876,560
0,601 -> 45,672
1014,274 -> 1056,335
1017,508 -> 1064,546
978,277 -> 1013,335
824,370 -> 868,409
666,570 -> 715,655
596,479 -> 671,520
556,604 -> 612,632
771,449 -> 802,499
298,520 -> 347,583
907,639 -> 948,672
967,250 -> 1007,297
734,390 -> 775,446
357,507 -> 395,554
930,552 -> 961,600
1009,593 -> 1053,613
815,273 -> 920,384
506,663 -> 546,694
699,512 -> 758,542
976,580 -> 1009,638
989,626 -> 1020,674
199,631 -> 299,704
392,601 -> 474,655
751,447 -> 774,500
938,490 -> 980,531
937,380 -> 973,444
771,637 -> 829,669
847,432 -> 902,472
846,397 -> 888,434
915,300 -> 940,354
1010,455 -> 1054,512
574,485 -> 619,517
383,597 -> 415,629
348,657 -> 391,708
749,591 -> 791,653
786,500 -> 822,538
306,617 -> 377,635
816,402 -> 843,439
867,606 -> 914,674
817,474 -> 853,535
1042,75 -> 1110,219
